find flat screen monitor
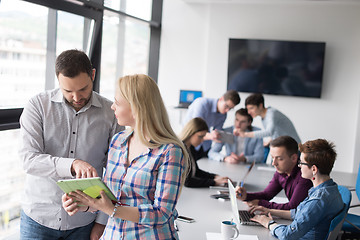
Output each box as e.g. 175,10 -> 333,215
227,38 -> 326,98
178,90 -> 202,108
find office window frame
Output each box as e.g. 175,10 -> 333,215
0,0 -> 162,132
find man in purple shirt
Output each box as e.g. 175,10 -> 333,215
236,136 -> 312,210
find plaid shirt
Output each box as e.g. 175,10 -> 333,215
100,130 -> 185,240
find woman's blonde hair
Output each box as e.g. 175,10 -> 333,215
179,117 -> 209,144
117,74 -> 189,184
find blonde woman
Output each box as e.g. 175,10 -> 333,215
62,74 -> 188,239
180,117 -> 230,188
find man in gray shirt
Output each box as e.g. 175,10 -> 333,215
234,93 -> 301,145
19,50 -> 123,239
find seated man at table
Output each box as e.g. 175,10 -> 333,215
236,136 -> 312,210
208,108 -> 264,163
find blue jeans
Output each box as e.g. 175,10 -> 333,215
20,210 -> 94,240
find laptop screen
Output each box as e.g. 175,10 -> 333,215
228,179 -> 241,227
179,90 -> 202,105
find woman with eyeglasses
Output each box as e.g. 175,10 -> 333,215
179,117 -> 230,188
249,139 -> 344,240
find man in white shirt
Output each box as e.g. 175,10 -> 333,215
19,49 -> 123,240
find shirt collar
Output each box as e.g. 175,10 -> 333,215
118,129 -> 134,146
51,89 -> 64,103
211,98 -> 220,113
119,128 -> 152,153
51,88 -> 102,109
290,165 -> 301,176
309,179 -> 334,195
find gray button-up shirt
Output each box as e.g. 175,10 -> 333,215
19,88 -> 123,230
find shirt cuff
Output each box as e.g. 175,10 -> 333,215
271,224 -> 282,237
95,210 -> 109,225
208,153 -> 224,162
290,208 -> 296,219
55,157 -> 75,178
137,205 -> 150,225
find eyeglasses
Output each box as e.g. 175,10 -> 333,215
298,161 -> 312,167
224,103 -> 232,110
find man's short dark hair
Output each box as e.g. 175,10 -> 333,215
235,108 -> 253,131
223,90 -> 240,105
270,136 -> 298,157
55,49 -> 93,78
299,139 -> 336,175
245,93 -> 265,107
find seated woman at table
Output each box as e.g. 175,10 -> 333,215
249,139 -> 344,240
179,117 -> 230,188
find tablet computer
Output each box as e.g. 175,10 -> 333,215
218,130 -> 234,144
57,177 -> 117,202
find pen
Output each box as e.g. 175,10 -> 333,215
239,181 -> 244,197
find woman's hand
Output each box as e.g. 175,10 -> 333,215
62,193 -> 88,216
248,205 -> 270,215
214,175 -> 229,186
251,213 -> 273,228
64,190 -> 115,216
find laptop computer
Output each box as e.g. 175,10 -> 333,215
177,90 -> 202,108
228,179 -> 261,226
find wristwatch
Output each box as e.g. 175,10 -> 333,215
268,220 -> 276,230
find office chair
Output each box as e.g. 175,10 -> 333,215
263,146 -> 270,163
326,185 -> 352,240
342,162 -> 360,233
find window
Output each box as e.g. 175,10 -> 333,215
0,0 -> 100,238
53,11 -> 93,88
0,0 -> 161,238
100,10 -> 150,100
0,0 -> 48,109
0,129 -> 23,239
104,0 -> 152,21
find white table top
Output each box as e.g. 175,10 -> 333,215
176,159 -> 357,240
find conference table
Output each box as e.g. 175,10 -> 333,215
175,159 -> 357,240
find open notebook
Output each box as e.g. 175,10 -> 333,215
228,179 -> 261,226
